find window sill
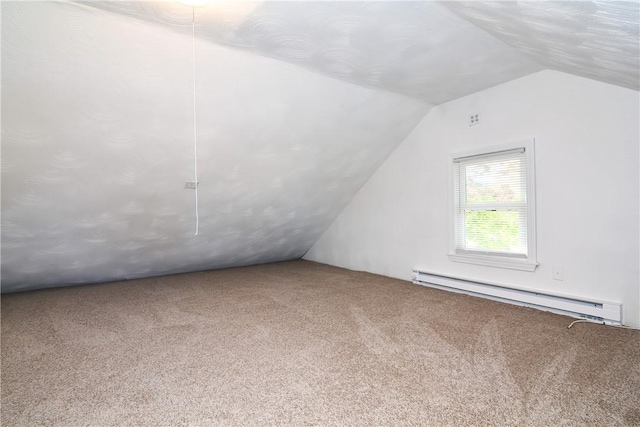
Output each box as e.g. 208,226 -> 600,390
448,253 -> 538,272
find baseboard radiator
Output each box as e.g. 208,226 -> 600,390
412,270 -> 622,324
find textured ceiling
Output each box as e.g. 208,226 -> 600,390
82,0 -> 639,101
1,1 -> 429,291
81,0 -> 543,104
442,1 -> 640,91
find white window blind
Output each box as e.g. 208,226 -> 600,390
453,148 -> 528,259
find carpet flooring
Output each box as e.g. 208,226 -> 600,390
2,260 -> 639,426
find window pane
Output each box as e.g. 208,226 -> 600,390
464,210 -> 526,254
465,158 -> 524,203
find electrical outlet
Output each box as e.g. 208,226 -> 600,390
552,266 -> 563,281
185,181 -> 198,189
469,113 -> 480,126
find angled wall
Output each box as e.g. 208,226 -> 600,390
1,2 -> 429,291
305,70 -> 640,328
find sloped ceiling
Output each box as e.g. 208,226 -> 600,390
442,1 -> 639,91
78,1 -> 544,104
83,0 -> 638,98
1,1 -> 429,291
1,1 -> 638,292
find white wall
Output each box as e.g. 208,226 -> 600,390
305,70 -> 640,328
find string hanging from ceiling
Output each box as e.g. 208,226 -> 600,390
191,5 -> 199,236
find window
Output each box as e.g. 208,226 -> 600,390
449,140 -> 537,271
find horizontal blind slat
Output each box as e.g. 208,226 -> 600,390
453,148 -> 528,256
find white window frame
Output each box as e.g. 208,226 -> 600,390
448,139 -> 538,272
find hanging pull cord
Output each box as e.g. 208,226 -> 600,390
191,6 -> 199,236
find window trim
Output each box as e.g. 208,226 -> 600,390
448,139 -> 538,272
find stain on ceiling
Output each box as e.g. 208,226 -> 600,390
1,1 -> 638,292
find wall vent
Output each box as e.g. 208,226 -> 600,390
412,270 -> 622,324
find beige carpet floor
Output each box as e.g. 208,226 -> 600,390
2,260 -> 639,426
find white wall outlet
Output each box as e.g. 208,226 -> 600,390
469,113 -> 480,126
552,266 -> 563,281
185,181 -> 198,189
